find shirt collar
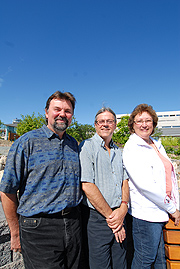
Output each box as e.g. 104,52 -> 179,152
131,133 -> 161,149
94,133 -> 115,149
42,124 -> 69,141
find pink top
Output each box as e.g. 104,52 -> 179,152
151,143 -> 173,197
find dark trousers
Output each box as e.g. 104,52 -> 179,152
19,206 -> 82,269
81,205 -> 127,269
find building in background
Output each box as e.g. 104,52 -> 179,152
0,123 -> 6,139
4,119 -> 20,140
116,111 -> 180,137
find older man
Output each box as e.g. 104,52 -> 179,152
79,107 -> 129,269
0,91 -> 82,269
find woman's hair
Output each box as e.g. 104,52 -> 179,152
128,103 -> 158,134
45,91 -> 76,112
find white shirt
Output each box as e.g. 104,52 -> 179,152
123,133 -> 179,222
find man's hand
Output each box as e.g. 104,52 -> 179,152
1,192 -> 21,252
106,204 -> 128,233
11,234 -> 21,252
114,226 -> 126,243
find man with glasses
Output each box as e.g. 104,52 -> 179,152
79,107 -> 129,269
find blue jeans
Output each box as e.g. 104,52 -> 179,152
82,206 -> 127,269
131,217 -> 166,269
19,206 -> 82,269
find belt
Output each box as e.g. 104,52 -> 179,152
31,207 -> 73,219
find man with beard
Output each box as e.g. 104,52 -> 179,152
0,91 -> 82,269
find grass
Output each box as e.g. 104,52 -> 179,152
161,137 -> 180,157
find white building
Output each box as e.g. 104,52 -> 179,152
116,111 -> 180,137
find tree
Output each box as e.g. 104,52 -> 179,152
16,113 -> 46,136
16,114 -> 95,142
112,115 -> 130,146
66,116 -> 95,143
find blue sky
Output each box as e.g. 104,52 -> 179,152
1,0 -> 180,125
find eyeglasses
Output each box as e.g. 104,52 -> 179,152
96,119 -> 115,125
134,119 -> 153,125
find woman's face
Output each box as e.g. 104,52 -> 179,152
133,111 -> 154,142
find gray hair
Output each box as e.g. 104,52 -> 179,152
95,107 -> 117,123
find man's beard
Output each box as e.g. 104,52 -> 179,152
53,116 -> 69,132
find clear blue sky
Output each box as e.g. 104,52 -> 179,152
1,0 -> 180,125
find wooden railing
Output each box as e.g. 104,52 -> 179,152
163,218 -> 180,268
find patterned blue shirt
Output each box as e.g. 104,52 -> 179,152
0,125 -> 82,217
79,133 -> 128,209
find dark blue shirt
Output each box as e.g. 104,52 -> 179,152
0,125 -> 82,217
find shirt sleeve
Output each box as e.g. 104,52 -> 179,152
123,143 -> 176,214
0,139 -> 28,194
123,163 -> 129,181
79,140 -> 95,183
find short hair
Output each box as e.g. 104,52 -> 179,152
45,91 -> 76,112
95,107 -> 117,123
128,104 -> 158,134
128,103 -> 158,134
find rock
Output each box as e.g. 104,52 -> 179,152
0,259 -> 24,269
0,156 -> 7,171
0,171 -> 4,182
0,221 -> 24,268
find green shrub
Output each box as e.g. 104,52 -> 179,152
174,148 -> 180,156
165,146 -> 175,154
161,137 -> 180,147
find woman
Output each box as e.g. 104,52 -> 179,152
123,104 -> 180,269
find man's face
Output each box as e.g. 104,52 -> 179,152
45,98 -> 73,134
95,111 -> 116,141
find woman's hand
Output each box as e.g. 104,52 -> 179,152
171,209 -> 180,226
